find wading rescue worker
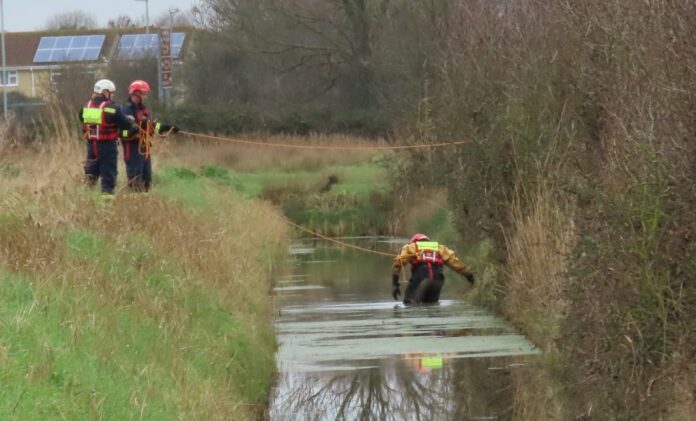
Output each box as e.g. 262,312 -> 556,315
119,80 -> 178,192
80,79 -> 139,195
391,234 -> 475,304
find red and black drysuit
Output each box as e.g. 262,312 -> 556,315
79,96 -> 138,194
119,99 -> 176,192
392,241 -> 474,304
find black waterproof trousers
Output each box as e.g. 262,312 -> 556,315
403,264 -> 445,304
122,140 -> 152,192
84,140 -> 118,194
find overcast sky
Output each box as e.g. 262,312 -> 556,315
2,0 -> 201,32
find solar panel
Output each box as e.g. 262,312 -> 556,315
115,33 -> 186,60
33,35 -> 105,63
171,33 -> 185,58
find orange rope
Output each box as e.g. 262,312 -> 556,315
138,124 -> 176,159
278,215 -> 396,258
180,130 -> 470,151
138,124 -> 153,158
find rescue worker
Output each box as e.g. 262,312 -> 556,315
80,79 -> 138,195
391,233 -> 475,304
120,80 -> 178,192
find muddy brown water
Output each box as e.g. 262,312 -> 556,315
268,239 -> 539,421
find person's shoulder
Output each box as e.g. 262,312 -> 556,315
438,243 -> 454,253
120,101 -> 136,114
103,102 -> 119,114
401,243 -> 416,253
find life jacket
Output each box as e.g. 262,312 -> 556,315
410,241 -> 444,280
82,100 -> 119,141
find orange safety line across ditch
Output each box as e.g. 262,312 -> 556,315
278,215 -> 396,258
179,130 -> 471,151
157,147 -> 397,259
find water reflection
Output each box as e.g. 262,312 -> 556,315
274,356 -> 452,420
269,240 -> 539,420
272,353 -> 534,420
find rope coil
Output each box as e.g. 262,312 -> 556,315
137,123 -> 176,158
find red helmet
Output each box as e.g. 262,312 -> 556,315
410,233 -> 430,243
128,80 -> 151,95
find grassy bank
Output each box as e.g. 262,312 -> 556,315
0,138 -> 288,419
166,137 -> 394,236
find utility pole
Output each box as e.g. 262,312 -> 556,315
169,7 -> 180,29
166,8 -> 179,107
1,0 -> 8,119
135,0 -> 150,34
168,8 -> 179,29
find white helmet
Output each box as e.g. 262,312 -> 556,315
93,79 -> 116,94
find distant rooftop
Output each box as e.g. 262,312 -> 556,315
2,27 -> 191,67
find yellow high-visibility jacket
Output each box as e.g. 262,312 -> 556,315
392,241 -> 469,276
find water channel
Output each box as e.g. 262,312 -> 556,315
268,238 -> 540,420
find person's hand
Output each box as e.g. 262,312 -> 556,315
463,272 -> 475,285
392,285 -> 401,300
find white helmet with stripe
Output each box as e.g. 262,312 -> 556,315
93,79 -> 116,94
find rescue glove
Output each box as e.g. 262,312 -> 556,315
463,272 -> 475,285
391,274 -> 401,300
158,124 -> 179,134
392,285 -> 401,300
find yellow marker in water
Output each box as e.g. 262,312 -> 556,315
421,356 -> 444,369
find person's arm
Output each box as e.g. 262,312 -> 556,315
106,104 -> 138,137
153,121 -> 179,135
440,245 -> 475,284
392,244 -> 415,276
390,244 -> 414,300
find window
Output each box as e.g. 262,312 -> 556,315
0,70 -> 18,87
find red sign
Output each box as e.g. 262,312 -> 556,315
160,29 -> 173,88
160,28 -> 171,57
161,57 -> 172,88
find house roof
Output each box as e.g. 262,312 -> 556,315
3,27 -> 191,67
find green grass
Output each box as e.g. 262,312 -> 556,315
156,161 -> 392,236
0,173 -> 288,419
0,270 -> 178,419
199,162 -> 387,197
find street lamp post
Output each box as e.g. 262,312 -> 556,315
168,7 -> 180,28
1,0 -> 8,119
135,0 -> 150,34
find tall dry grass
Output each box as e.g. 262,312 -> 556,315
389,0 -> 696,417
504,184 -> 575,351
167,132 -> 383,173
0,118 -> 289,419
